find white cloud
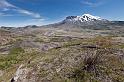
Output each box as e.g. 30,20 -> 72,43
0,0 -> 16,8
0,0 -> 41,18
2,8 -> 10,11
0,12 -> 14,16
16,9 -> 41,18
82,0 -> 104,7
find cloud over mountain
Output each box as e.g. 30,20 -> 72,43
82,0 -> 105,7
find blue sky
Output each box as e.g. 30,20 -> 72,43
0,0 -> 124,27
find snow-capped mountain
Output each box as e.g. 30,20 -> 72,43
43,14 -> 122,29
63,14 -> 105,23
58,14 -> 110,27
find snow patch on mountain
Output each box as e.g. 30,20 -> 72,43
64,14 -> 103,22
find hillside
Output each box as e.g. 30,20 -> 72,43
0,14 -> 124,82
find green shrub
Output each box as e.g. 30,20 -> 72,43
9,47 -> 24,55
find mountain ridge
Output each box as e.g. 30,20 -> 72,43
1,14 -> 124,30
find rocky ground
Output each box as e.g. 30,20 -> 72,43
0,27 -> 124,82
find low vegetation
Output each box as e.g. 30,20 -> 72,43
0,28 -> 124,82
